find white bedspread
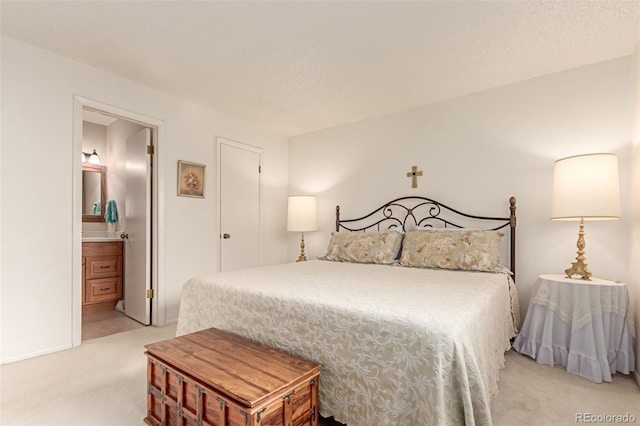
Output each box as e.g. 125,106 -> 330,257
176,260 -> 516,426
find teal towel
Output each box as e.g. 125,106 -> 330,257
105,200 -> 118,224
92,202 -> 101,215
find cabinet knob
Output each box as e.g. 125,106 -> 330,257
223,233 -> 231,239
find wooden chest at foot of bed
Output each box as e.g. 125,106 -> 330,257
144,327 -> 320,426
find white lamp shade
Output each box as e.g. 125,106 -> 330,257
551,153 -> 620,221
287,196 -> 318,232
88,149 -> 101,165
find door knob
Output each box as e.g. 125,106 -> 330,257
223,233 -> 231,239
120,232 -> 129,239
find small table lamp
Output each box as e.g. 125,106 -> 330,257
551,153 -> 621,280
287,195 -> 318,262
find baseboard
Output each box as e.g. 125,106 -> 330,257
1,343 -> 73,365
163,317 -> 179,327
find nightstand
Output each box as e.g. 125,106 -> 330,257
513,274 -> 636,383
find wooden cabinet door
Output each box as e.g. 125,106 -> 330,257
82,256 -> 87,304
85,255 -> 122,280
85,277 -> 122,303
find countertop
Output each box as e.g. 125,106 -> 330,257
82,237 -> 123,242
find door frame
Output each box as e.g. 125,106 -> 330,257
216,137 -> 263,272
72,96 -> 164,347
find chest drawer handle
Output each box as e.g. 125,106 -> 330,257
99,265 -> 111,269
99,287 -> 110,292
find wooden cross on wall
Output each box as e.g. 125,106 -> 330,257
407,166 -> 423,188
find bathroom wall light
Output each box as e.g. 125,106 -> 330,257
88,149 -> 101,165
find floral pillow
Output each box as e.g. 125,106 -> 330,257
324,230 -> 404,264
400,229 -> 503,272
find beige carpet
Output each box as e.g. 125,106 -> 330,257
1,324 -> 638,426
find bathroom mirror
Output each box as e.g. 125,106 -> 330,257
82,163 -> 106,222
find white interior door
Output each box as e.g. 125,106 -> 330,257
219,140 -> 261,272
124,128 -> 152,324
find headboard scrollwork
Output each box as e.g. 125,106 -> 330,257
336,196 -> 517,279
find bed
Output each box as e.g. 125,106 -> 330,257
176,196 -> 519,426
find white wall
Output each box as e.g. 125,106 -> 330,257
82,121 -> 107,161
289,57 -> 633,317
630,40 -> 640,382
0,36 -> 289,363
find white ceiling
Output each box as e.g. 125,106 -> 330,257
1,1 -> 639,137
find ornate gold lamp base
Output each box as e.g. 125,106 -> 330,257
297,232 -> 307,262
564,218 -> 592,281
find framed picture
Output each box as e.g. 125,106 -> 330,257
177,160 -> 205,198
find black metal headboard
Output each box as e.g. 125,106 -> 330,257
336,196 -> 517,279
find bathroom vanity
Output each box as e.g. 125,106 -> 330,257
82,240 -> 123,315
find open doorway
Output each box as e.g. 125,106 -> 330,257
73,97 -> 160,344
